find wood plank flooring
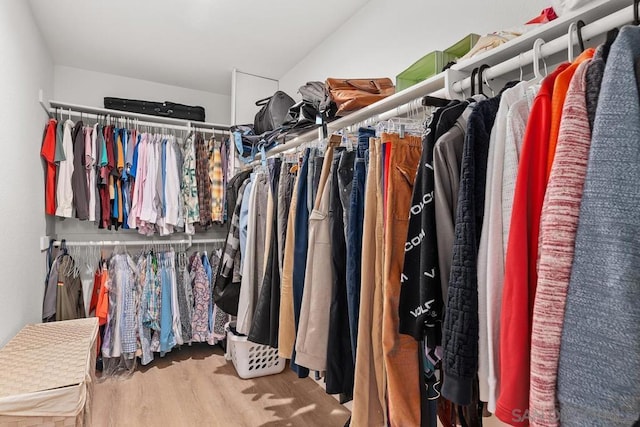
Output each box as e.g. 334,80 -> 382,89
92,344 -> 350,427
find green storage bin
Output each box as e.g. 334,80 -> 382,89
444,33 -> 481,59
396,50 -> 457,92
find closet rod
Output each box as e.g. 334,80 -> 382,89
49,109 -> 219,134
451,4 -> 634,93
50,237 -> 225,249
46,99 -> 230,130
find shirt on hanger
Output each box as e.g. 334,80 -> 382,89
40,119 -> 57,215
496,63 -> 570,425
55,120 -> 75,218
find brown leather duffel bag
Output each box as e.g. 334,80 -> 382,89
326,78 -> 395,116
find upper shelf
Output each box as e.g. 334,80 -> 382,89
451,0 -> 630,72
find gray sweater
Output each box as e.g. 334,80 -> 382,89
557,25 -> 640,427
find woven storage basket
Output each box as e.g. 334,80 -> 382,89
224,322 -> 285,379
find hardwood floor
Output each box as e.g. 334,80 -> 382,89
92,344 -> 350,427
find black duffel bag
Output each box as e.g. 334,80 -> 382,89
104,97 -> 206,122
253,91 -> 295,134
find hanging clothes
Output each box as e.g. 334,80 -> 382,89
195,132 -> 212,229
381,133 -> 423,427
237,171 -> 268,335
278,167 -> 300,360
181,134 -> 200,235
54,255 -> 86,321
209,138 -> 225,223
213,172 -> 251,316
249,158 -> 283,348
190,252 -> 210,343
56,120 -> 75,218
351,137 -> 386,426
326,149 -> 355,400
557,26 -> 640,427
475,81 -> 538,414
294,149 -> 334,371
496,64 -> 570,425
209,250 -> 229,344
176,251 -> 193,343
290,148 -> 312,379
40,119 -> 57,216
528,60 -> 592,426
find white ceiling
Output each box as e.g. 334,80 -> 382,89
29,0 -> 370,95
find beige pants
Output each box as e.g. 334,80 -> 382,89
352,137 -> 387,426
278,171 -> 300,359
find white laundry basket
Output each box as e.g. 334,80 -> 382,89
224,322 -> 285,379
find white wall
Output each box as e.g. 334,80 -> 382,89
54,66 -> 231,124
0,0 -> 54,346
279,0 -> 549,96
232,70 -> 279,125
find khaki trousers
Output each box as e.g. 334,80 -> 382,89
278,171 -> 300,358
295,148 -> 335,370
352,137 -> 387,426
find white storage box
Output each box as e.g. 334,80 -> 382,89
224,322 -> 285,379
0,318 -> 98,427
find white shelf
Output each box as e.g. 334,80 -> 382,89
452,0 -> 630,72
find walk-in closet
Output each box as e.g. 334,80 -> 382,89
0,0 -> 638,426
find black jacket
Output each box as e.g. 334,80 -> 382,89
441,96 -> 501,405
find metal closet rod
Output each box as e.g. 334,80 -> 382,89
41,97 -> 230,131
51,109 -> 218,134
51,237 -> 225,248
249,3 -> 634,164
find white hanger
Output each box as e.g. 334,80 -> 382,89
532,38 -> 548,84
567,22 -> 578,62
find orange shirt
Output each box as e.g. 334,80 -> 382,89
546,48 -> 595,179
117,133 -> 125,222
95,266 -> 109,326
40,119 -> 57,215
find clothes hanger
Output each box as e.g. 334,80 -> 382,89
518,53 -> 525,81
470,67 -> 479,96
422,95 -> 450,108
567,21 -> 586,62
601,28 -> 619,63
531,38 -> 548,84
478,64 -> 493,97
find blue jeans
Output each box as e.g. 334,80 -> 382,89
307,148 -> 324,212
346,128 -> 374,359
291,148 -> 311,379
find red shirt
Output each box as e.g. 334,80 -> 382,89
40,119 -> 57,215
496,63 -> 570,426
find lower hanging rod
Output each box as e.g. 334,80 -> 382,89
49,237 -> 226,249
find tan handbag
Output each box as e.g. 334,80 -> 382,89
326,78 -> 395,116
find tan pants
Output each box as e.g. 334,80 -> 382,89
352,137 -> 388,426
382,133 -> 423,427
278,172 -> 300,359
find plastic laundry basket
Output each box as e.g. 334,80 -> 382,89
224,322 -> 285,379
